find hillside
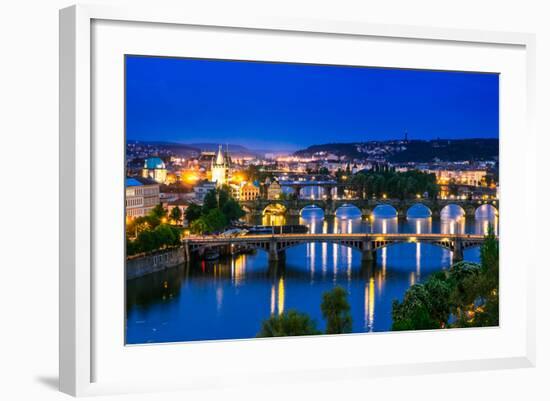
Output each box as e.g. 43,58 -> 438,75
293,138 -> 498,162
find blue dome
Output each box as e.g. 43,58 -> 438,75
144,157 -> 165,169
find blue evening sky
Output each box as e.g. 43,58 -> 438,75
126,55 -> 498,151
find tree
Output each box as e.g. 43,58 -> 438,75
480,225 -> 499,291
392,228 -> 500,332
150,204 -> 167,220
448,261 -> 482,317
169,206 -> 182,225
391,301 -> 437,331
189,218 -> 208,235
221,198 -> 245,222
257,310 -> 320,337
153,224 -> 176,248
184,203 -> 202,223
321,287 -> 352,334
135,230 -> 159,253
423,273 -> 452,326
202,189 -> 220,211
202,209 -> 227,233
391,284 -> 440,331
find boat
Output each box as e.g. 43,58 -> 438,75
204,249 -> 220,261
247,225 -> 274,234
246,225 -> 309,235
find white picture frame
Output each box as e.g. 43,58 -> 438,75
59,4 -> 536,397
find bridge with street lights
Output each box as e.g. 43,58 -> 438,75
239,198 -> 499,218
184,233 -> 489,264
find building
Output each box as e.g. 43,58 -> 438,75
194,180 -> 217,203
125,177 -> 160,220
197,151 -> 216,171
431,169 -> 487,187
211,145 -> 230,187
142,157 -> 167,184
240,182 -> 260,201
267,180 -> 282,200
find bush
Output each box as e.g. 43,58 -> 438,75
257,310 -> 320,337
321,287 -> 352,334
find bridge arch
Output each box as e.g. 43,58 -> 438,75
406,203 -> 432,218
475,203 -> 499,218
440,204 -> 466,218
334,204 -> 362,219
299,204 -> 325,218
372,204 -> 398,218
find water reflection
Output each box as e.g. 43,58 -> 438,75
407,217 -> 432,234
127,203 -> 500,343
262,213 -> 286,226
440,204 -> 466,235
277,277 -> 285,315
371,217 -> 398,233
298,186 -> 336,200
475,204 -> 499,235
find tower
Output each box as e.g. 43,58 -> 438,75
211,145 -> 228,187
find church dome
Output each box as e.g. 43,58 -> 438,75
144,157 -> 166,169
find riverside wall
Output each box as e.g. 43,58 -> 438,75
127,247 -> 188,280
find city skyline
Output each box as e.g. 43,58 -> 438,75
126,56 -> 499,151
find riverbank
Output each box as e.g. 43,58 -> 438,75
127,247 -> 189,280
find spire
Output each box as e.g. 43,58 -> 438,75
215,144 -> 224,165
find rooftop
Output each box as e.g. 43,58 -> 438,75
144,157 -> 166,170
126,177 -> 159,187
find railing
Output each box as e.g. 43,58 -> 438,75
186,233 -> 487,244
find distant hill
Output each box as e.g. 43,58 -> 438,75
389,139 -> 498,162
294,138 -> 498,162
189,143 -> 259,157
294,143 -> 365,159
129,141 -> 201,157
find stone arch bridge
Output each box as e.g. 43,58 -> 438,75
239,198 -> 498,218
185,233 -> 487,264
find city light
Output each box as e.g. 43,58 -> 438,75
123,60 -> 501,345
182,171 -> 199,183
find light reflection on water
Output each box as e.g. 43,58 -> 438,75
126,203 -> 498,344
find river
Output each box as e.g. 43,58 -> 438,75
126,203 -> 498,344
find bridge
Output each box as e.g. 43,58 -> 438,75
239,198 -> 499,218
278,180 -> 340,199
184,233 -> 488,264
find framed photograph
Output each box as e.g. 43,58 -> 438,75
60,4 -> 536,396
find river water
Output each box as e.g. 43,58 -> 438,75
126,203 -> 498,344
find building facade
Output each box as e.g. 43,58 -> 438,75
240,182 -> 260,201
194,180 -> 217,203
432,169 -> 487,187
125,177 -> 160,219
